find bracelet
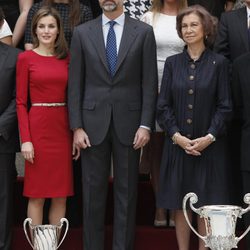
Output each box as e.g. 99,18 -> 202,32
172,132 -> 180,144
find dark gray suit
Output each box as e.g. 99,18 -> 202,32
68,14 -> 157,250
0,42 -> 20,250
214,6 -> 250,62
232,53 -> 250,250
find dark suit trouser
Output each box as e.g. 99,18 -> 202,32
0,153 -> 15,250
81,125 -> 140,250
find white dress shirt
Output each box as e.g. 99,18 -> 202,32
102,13 -> 125,53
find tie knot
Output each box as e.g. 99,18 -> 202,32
109,20 -> 116,28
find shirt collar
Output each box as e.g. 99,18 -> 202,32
102,13 -> 125,26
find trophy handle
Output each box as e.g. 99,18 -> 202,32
236,193 -> 250,243
56,218 -> 69,249
23,218 -> 35,249
182,193 -> 206,241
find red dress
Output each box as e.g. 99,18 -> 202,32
16,50 -> 73,198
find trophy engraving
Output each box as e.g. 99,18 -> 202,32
183,192 -> 250,250
23,218 -> 69,250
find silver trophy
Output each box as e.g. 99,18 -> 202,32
183,192 -> 250,250
23,218 -> 69,250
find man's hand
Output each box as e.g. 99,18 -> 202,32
72,143 -> 81,160
21,142 -> 34,164
73,128 -> 91,149
133,127 -> 150,150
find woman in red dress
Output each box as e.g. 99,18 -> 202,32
16,6 -> 79,225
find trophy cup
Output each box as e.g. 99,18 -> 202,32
23,218 -> 69,250
183,192 -> 250,250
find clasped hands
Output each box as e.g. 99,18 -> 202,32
174,134 -> 213,156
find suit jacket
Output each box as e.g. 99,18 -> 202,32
214,6 -> 250,62
68,14 -> 158,146
232,52 -> 250,171
187,0 -> 236,19
0,42 -> 20,153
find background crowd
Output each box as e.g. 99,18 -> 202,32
0,0 -> 250,250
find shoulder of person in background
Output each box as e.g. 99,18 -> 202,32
79,2 -> 93,23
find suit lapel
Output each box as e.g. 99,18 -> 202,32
115,15 -> 138,75
87,15 -> 139,78
88,16 -> 110,73
236,7 -> 249,51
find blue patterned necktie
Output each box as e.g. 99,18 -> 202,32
106,21 -> 117,77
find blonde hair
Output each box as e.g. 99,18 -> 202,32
151,0 -> 187,13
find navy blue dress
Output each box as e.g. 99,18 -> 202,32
157,48 -> 232,209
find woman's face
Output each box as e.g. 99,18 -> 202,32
181,13 -> 205,46
36,15 -> 59,47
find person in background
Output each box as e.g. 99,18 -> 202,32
214,0 -> 250,208
232,52 -> 250,250
68,0 -> 158,249
157,5 -> 232,250
124,0 -> 152,19
0,7 -> 20,250
24,0 -> 92,49
0,18 -> 12,45
141,0 -> 186,228
187,0 -> 235,19
16,6 -> 78,227
0,1 -> 33,48
12,0 -> 33,47
214,0 -> 250,62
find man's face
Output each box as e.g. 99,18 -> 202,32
99,0 -> 123,12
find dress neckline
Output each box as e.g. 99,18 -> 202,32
31,50 -> 56,58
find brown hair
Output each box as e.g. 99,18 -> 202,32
42,0 -> 81,29
176,5 -> 218,47
151,0 -> 187,13
31,6 -> 68,59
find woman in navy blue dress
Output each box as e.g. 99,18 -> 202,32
157,5 -> 232,250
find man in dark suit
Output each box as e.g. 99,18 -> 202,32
68,0 -> 157,249
214,2 -> 250,246
214,0 -> 250,61
0,7 -> 20,250
232,52 -> 250,250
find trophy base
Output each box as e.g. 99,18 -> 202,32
206,235 -> 238,250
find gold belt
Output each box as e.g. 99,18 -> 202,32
32,102 -> 66,107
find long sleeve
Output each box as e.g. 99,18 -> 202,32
16,52 -> 31,143
157,59 -> 179,137
68,27 -> 85,130
207,57 -> 232,137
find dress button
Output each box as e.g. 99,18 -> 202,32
188,104 -> 193,109
189,75 -> 194,80
188,89 -> 194,95
187,119 -> 192,124
190,64 -> 196,69
186,134 -> 191,138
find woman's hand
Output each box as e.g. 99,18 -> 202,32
21,142 -> 34,164
186,135 -> 213,154
174,133 -> 201,156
